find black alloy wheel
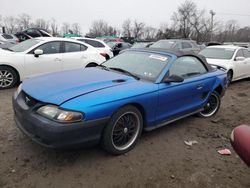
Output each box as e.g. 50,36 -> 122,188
102,105 -> 143,155
199,91 -> 221,118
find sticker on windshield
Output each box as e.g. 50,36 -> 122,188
149,55 -> 168,61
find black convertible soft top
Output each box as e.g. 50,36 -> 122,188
127,48 -> 213,72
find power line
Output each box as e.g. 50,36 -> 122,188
217,13 -> 250,17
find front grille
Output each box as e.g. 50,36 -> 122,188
21,91 -> 38,107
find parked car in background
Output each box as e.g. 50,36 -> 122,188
0,33 -> 19,44
15,28 -> 52,42
13,48 -> 226,155
206,41 -> 222,46
150,39 -> 201,54
0,37 -> 106,89
199,45 -> 250,85
131,42 -> 154,48
71,37 -> 113,60
107,42 -> 132,56
231,125 -> 250,167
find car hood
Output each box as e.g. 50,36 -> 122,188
205,58 -> 232,70
22,68 -> 137,105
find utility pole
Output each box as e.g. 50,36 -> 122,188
210,10 -> 216,41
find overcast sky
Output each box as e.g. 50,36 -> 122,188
1,0 -> 250,33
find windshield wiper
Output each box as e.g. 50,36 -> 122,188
109,67 -> 140,80
97,64 -> 110,71
2,47 -> 13,51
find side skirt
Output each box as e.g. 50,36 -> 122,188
144,108 -> 203,131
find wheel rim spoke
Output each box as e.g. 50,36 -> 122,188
111,112 -> 140,151
0,70 -> 13,87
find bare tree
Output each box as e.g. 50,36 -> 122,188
33,18 -> 50,30
17,13 -> 31,30
50,18 -> 59,36
171,0 -> 197,38
0,15 -> 2,27
122,19 -> 132,37
87,20 -> 109,37
3,16 -> 18,33
71,23 -> 81,34
61,22 -> 70,34
133,20 -> 145,39
143,26 -> 157,40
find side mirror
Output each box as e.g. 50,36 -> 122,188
164,74 -> 184,83
34,49 -> 43,57
235,56 -> 245,61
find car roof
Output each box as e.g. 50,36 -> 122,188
157,39 -> 196,42
125,48 -> 213,71
34,37 -> 94,48
206,45 -> 242,49
71,37 -> 101,41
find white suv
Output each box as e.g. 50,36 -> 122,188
72,37 -> 113,60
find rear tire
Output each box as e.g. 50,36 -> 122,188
102,105 -> 143,155
0,66 -> 18,89
198,91 -> 221,118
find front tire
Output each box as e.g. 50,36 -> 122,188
198,91 -> 221,118
102,105 -> 143,155
0,66 -> 18,89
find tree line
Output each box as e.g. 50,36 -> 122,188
0,0 -> 250,43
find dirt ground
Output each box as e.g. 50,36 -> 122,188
0,80 -> 250,188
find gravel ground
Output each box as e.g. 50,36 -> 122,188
0,80 -> 250,188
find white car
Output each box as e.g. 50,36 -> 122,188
71,37 -> 113,60
0,37 -> 106,89
199,45 -> 250,84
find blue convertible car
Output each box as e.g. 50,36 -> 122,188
13,48 -> 227,154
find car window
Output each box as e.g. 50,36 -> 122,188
243,49 -> 250,58
10,38 -> 42,52
37,42 -> 61,54
173,42 -> 181,49
82,39 -> 105,48
2,34 -> 14,39
169,56 -> 207,79
65,42 -> 86,52
236,49 -> 244,58
182,42 -> 192,49
199,48 -> 236,60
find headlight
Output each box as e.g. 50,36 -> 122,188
37,105 -> 83,123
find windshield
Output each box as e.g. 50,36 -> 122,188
131,43 -> 150,48
150,40 -> 175,49
106,42 -> 117,48
9,38 -> 42,52
199,48 -> 236,60
103,51 -> 170,81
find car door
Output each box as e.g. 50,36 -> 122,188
242,49 -> 250,78
24,41 -> 63,78
61,42 -> 90,70
156,56 -> 214,123
233,49 -> 247,79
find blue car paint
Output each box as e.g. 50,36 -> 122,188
21,51 -> 226,130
